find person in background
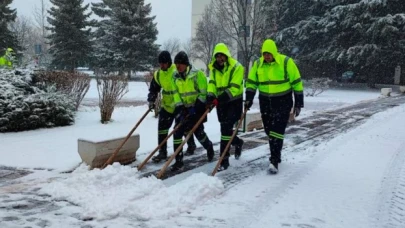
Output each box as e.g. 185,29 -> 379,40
0,48 -> 15,69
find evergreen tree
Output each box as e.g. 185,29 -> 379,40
91,1 -> 117,70
276,0 -> 405,85
0,0 -> 18,53
47,0 -> 95,71
92,0 -> 159,76
275,0 -> 330,55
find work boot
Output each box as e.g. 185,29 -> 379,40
207,142 -> 214,162
185,144 -> 197,156
152,150 -> 167,163
170,160 -> 184,172
234,139 -> 244,160
217,157 -> 230,172
268,158 -> 279,174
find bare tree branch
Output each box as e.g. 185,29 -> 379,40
32,0 -> 48,39
213,0 -> 268,77
32,0 -> 51,66
192,2 -> 231,73
9,16 -> 33,51
182,38 -> 195,63
161,37 -> 181,57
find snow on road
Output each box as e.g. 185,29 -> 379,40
158,103 -> 405,228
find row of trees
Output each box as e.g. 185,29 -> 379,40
1,0 -> 159,75
192,0 -> 405,85
3,0 -> 404,85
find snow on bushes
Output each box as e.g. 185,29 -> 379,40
33,70 -> 91,110
0,69 -> 76,132
305,78 -> 332,97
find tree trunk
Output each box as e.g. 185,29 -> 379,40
127,70 -> 131,80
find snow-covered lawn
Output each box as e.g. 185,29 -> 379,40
0,83 -> 381,171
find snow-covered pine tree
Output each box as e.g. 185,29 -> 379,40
260,0 -> 281,39
276,0 -> 405,84
273,0 -> 332,79
0,0 -> 19,53
47,0 -> 95,71
91,1 -> 118,71
315,0 -> 405,84
276,0 -> 329,55
92,0 -> 159,77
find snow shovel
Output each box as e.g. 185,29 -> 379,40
211,107 -> 248,176
156,109 -> 210,179
102,108 -> 151,169
137,116 -> 189,171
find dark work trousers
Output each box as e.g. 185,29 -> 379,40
216,98 -> 243,159
259,93 -> 293,164
158,108 -> 195,153
172,114 -> 211,162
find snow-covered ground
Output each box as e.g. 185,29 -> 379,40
3,82 -> 405,228
0,82 -> 381,171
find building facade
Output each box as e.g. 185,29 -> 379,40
191,0 -> 211,71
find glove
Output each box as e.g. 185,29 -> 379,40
148,102 -> 155,110
294,107 -> 301,117
206,98 -> 218,111
187,106 -> 196,116
244,100 -> 253,110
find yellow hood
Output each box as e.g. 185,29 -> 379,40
260,39 -> 283,64
209,43 -> 237,69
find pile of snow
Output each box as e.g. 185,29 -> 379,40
40,163 -> 224,221
0,69 -> 75,132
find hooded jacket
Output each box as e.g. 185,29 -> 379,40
207,43 -> 244,102
246,39 -> 304,108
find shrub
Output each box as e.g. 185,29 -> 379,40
33,70 -> 91,110
96,74 -> 128,123
0,69 -> 75,132
305,78 -> 332,97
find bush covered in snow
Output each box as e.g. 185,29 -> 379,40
305,78 -> 332,97
32,70 -> 91,110
0,69 -> 75,132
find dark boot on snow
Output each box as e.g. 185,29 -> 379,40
170,160 -> 184,172
207,142 -> 214,162
268,160 -> 278,174
185,144 -> 197,156
234,139 -> 244,160
217,157 -> 230,172
170,151 -> 184,172
152,150 -> 167,163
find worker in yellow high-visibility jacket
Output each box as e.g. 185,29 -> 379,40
206,43 -> 245,172
245,39 -> 304,174
147,51 -> 197,163
169,51 -> 214,172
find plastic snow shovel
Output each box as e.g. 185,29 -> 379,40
137,116 -> 189,171
211,107 -> 248,176
102,108 -> 151,169
156,109 -> 210,179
